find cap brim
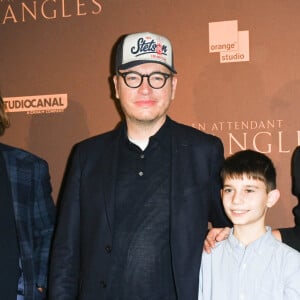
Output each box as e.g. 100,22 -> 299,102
118,60 -> 177,74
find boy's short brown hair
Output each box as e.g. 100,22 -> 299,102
220,149 -> 276,192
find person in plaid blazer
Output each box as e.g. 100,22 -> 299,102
0,95 -> 56,299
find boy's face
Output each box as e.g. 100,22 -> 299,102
221,175 -> 279,227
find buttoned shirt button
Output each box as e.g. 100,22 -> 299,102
105,245 -> 112,253
100,280 -> 107,288
138,171 -> 144,176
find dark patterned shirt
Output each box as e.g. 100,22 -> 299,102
108,119 -> 177,300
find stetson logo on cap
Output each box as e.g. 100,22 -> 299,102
116,32 -> 176,73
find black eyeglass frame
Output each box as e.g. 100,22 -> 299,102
117,71 -> 172,89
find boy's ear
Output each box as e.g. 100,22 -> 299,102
266,189 -> 280,208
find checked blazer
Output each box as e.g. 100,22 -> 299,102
0,142 -> 56,299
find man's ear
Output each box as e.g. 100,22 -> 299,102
266,189 -> 280,208
113,75 -> 120,99
171,76 -> 177,100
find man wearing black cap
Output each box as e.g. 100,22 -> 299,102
49,32 -> 231,300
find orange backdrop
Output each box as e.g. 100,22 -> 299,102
1,0 -> 299,228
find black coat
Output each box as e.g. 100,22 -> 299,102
49,118 -> 230,300
280,146 -> 300,251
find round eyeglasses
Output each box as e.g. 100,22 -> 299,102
117,71 -> 172,89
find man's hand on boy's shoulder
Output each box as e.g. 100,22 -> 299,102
272,229 -> 282,241
203,227 -> 231,253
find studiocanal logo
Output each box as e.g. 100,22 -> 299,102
0,0 -> 102,24
208,20 -> 250,63
3,93 -> 68,114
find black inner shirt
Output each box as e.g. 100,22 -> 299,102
108,119 -> 177,300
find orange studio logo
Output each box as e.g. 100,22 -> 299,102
209,20 -> 250,63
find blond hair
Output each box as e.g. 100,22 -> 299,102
0,96 -> 10,136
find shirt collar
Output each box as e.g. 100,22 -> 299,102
226,226 -> 274,255
149,116 -> 171,152
122,116 -> 172,152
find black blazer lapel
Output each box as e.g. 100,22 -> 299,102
100,131 -> 121,235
